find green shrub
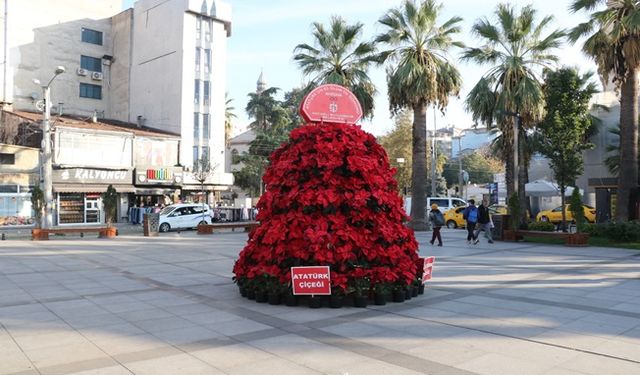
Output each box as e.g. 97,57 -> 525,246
568,188 -> 585,232
582,221 -> 640,242
527,221 -> 555,231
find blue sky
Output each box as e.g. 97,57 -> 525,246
122,0 -> 593,137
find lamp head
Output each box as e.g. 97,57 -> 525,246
32,78 -> 41,86
54,66 -> 66,75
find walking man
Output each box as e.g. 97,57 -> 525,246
428,203 -> 444,246
463,199 -> 478,244
473,199 -> 494,244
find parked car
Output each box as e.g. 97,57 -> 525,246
443,206 -> 466,229
403,196 -> 466,216
536,204 -> 596,224
158,203 -> 211,232
488,204 -> 508,215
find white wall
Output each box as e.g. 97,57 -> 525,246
55,128 -> 133,168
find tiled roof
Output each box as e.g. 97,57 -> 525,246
8,111 -> 180,139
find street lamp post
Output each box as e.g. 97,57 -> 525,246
34,66 -> 65,229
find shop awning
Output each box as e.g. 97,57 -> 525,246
53,184 -> 136,193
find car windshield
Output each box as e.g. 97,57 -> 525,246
160,206 -> 174,216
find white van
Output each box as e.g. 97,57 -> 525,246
403,196 -> 466,215
158,203 -> 211,232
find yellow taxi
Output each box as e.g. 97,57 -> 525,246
488,204 -> 508,215
443,207 -> 466,229
536,204 -> 596,224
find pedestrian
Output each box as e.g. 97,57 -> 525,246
463,199 -> 479,244
428,203 -> 444,246
473,199 -> 494,244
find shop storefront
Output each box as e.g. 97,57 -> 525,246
53,168 -> 135,225
0,185 -> 33,226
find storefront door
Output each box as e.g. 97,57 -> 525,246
85,194 -> 101,223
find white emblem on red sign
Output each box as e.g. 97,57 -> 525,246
422,256 -> 435,283
329,102 -> 338,113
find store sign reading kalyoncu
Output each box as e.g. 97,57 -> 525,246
53,168 -> 132,184
291,266 -> 331,295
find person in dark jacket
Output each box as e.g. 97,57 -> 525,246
462,199 -> 478,244
428,203 -> 444,246
473,199 -> 494,244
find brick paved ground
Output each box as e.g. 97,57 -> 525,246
1,229 -> 639,374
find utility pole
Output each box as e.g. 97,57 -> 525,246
431,105 -> 437,196
35,66 -> 65,229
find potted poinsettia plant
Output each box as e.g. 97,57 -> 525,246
30,186 -> 46,240
100,184 -> 118,238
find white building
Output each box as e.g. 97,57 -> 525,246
0,0 -> 234,194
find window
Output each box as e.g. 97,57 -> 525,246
195,47 -> 201,72
204,20 -> 212,42
80,55 -> 102,72
203,114 -> 210,141
196,16 -> 202,39
204,49 -> 211,73
201,146 -> 209,159
81,28 -> 103,45
203,81 -> 210,105
194,79 -> 200,104
79,83 -> 102,99
0,153 -> 15,165
192,146 -> 199,162
193,112 -> 200,140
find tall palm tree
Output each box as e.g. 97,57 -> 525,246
246,87 -> 280,130
376,0 -> 463,231
225,93 -> 236,147
463,4 -> 564,224
569,0 -> 640,222
293,16 -> 380,118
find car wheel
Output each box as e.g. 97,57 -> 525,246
198,220 -> 208,226
540,216 -> 548,222
446,220 -> 457,229
159,223 -> 170,232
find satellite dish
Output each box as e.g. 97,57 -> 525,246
35,100 -> 45,112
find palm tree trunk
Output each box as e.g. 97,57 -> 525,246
517,125 -> 527,227
410,103 -> 429,231
617,68 -> 639,222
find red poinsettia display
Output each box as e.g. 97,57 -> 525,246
233,122 -> 420,299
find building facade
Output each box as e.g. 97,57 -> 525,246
0,0 -> 234,209
0,143 -> 39,227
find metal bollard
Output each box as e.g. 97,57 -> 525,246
1,233 -> 5,240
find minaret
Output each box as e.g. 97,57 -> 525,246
256,70 -> 266,94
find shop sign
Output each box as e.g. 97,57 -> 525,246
53,168 -> 132,184
135,167 -> 183,185
422,256 -> 436,283
299,84 -> 363,125
291,266 -> 331,295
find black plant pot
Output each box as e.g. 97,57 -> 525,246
284,294 -> 298,306
353,295 -> 368,308
246,289 -> 256,300
239,286 -> 247,297
374,293 -> 387,305
418,284 -> 425,295
392,289 -> 405,302
329,295 -> 344,308
404,288 -> 412,300
255,290 -> 268,303
309,296 -> 322,308
267,293 -> 280,305
411,286 -> 419,297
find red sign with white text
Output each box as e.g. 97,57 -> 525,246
299,84 -> 363,125
422,256 -> 435,283
291,266 -> 331,295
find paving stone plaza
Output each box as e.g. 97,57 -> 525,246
1,229 -> 639,375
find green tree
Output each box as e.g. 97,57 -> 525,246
376,0 -> 463,230
101,185 -> 118,227
463,4 -> 564,225
225,93 -> 236,147
569,0 -> 640,221
537,67 -> 596,231
604,124 -> 640,177
293,16 -> 380,118
442,149 -> 504,190
569,187 -> 586,232
246,87 -> 281,130
378,111 -> 413,195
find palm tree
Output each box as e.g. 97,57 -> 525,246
376,0 -> 463,231
293,16 -> 380,118
463,4 -> 564,225
225,93 -> 236,147
569,0 -> 640,222
246,87 -> 280,131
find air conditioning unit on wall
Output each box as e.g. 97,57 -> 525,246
91,72 -> 103,81
76,68 -> 88,76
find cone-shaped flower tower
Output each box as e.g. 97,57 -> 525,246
233,85 -> 421,305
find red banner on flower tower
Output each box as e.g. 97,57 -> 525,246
299,84 -> 363,125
